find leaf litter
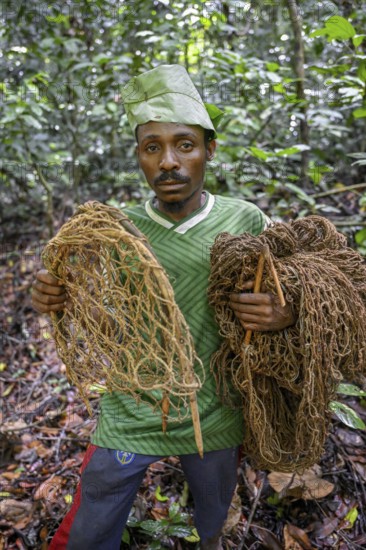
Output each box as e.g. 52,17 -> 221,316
1,243 -> 366,549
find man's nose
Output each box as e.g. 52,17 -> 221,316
159,147 -> 180,171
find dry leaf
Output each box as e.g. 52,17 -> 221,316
311,517 -> 339,538
223,487 -> 242,534
0,499 -> 33,529
29,440 -> 53,458
268,469 -> 334,500
34,475 -> 63,502
336,428 -> 364,447
284,524 -> 314,549
1,419 -> 27,432
284,526 -> 303,550
353,461 -> 366,481
252,526 -> 283,550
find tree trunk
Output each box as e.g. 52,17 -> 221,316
286,0 -> 310,186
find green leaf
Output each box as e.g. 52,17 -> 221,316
353,108 -> 366,119
155,485 -> 169,502
139,520 -> 163,534
167,525 -> 193,537
266,62 -> 279,72
344,507 -> 358,528
246,147 -> 269,161
353,35 -> 365,48
185,528 -> 200,542
23,115 -> 42,129
168,502 -> 180,518
329,401 -> 366,429
121,528 -> 130,544
337,383 -> 366,396
274,144 -> 310,156
355,228 -> 366,246
283,183 -> 316,206
310,16 -> 356,41
204,103 -> 224,129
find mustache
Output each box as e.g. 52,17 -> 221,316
154,171 -> 190,184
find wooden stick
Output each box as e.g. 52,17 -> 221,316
161,392 -> 170,434
244,247 -> 267,346
190,391 -> 204,458
264,248 -> 286,307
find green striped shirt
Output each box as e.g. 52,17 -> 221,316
92,192 -> 267,455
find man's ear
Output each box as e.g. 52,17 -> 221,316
206,139 -> 217,161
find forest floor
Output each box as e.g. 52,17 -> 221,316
1,238 -> 366,550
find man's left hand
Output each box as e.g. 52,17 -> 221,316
229,280 -> 296,332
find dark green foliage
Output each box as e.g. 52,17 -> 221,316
0,0 -> 365,248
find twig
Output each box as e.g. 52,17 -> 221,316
190,391 -> 204,459
161,392 -> 170,434
311,182 -> 366,199
55,427 -> 66,461
264,248 -> 286,307
331,220 -> 366,227
237,479 -> 264,549
244,248 -> 267,345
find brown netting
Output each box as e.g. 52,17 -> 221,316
208,215 -> 366,472
42,201 -> 204,453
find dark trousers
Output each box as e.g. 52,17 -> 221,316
49,444 -> 239,549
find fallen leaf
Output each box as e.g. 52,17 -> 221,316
268,469 -> 334,500
252,525 -> 283,550
284,525 -> 303,550
1,419 -> 27,432
284,524 -> 314,549
223,488 -> 242,534
151,506 -> 168,520
29,440 -> 53,458
353,461 -> 366,481
34,475 -> 63,502
0,499 -> 33,530
310,517 -> 339,538
336,428 -> 364,447
340,506 -> 358,529
1,470 -> 21,481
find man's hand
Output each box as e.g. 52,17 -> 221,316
229,280 -> 296,332
31,269 -> 67,314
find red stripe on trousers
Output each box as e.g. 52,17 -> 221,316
48,444 -> 98,550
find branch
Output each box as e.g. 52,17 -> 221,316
286,0 -> 310,184
311,182 -> 366,199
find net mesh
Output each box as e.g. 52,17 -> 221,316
208,215 -> 366,471
42,201 -> 204,423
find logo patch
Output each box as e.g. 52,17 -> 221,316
115,450 -> 136,466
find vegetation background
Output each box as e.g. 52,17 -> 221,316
1,1 -> 366,549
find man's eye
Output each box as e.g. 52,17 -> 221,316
180,142 -> 193,149
146,144 -> 158,152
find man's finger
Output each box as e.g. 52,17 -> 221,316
230,292 -> 273,305
36,269 -> 62,286
32,287 -> 67,304
230,303 -> 273,316
32,301 -> 66,314
33,280 -> 65,297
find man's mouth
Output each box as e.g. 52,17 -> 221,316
156,180 -> 186,187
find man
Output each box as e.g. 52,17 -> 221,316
32,65 -> 295,550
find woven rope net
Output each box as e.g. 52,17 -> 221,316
208,215 -> 366,472
42,202 -> 204,429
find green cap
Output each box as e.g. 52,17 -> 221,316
121,64 -> 223,138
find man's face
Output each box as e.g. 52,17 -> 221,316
136,122 -> 216,218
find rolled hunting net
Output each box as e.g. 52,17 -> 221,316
42,202 -> 204,433
208,215 -> 366,472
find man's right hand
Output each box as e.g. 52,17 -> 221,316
31,269 -> 67,314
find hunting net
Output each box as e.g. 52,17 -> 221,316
42,201 -> 204,426
208,215 -> 366,472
